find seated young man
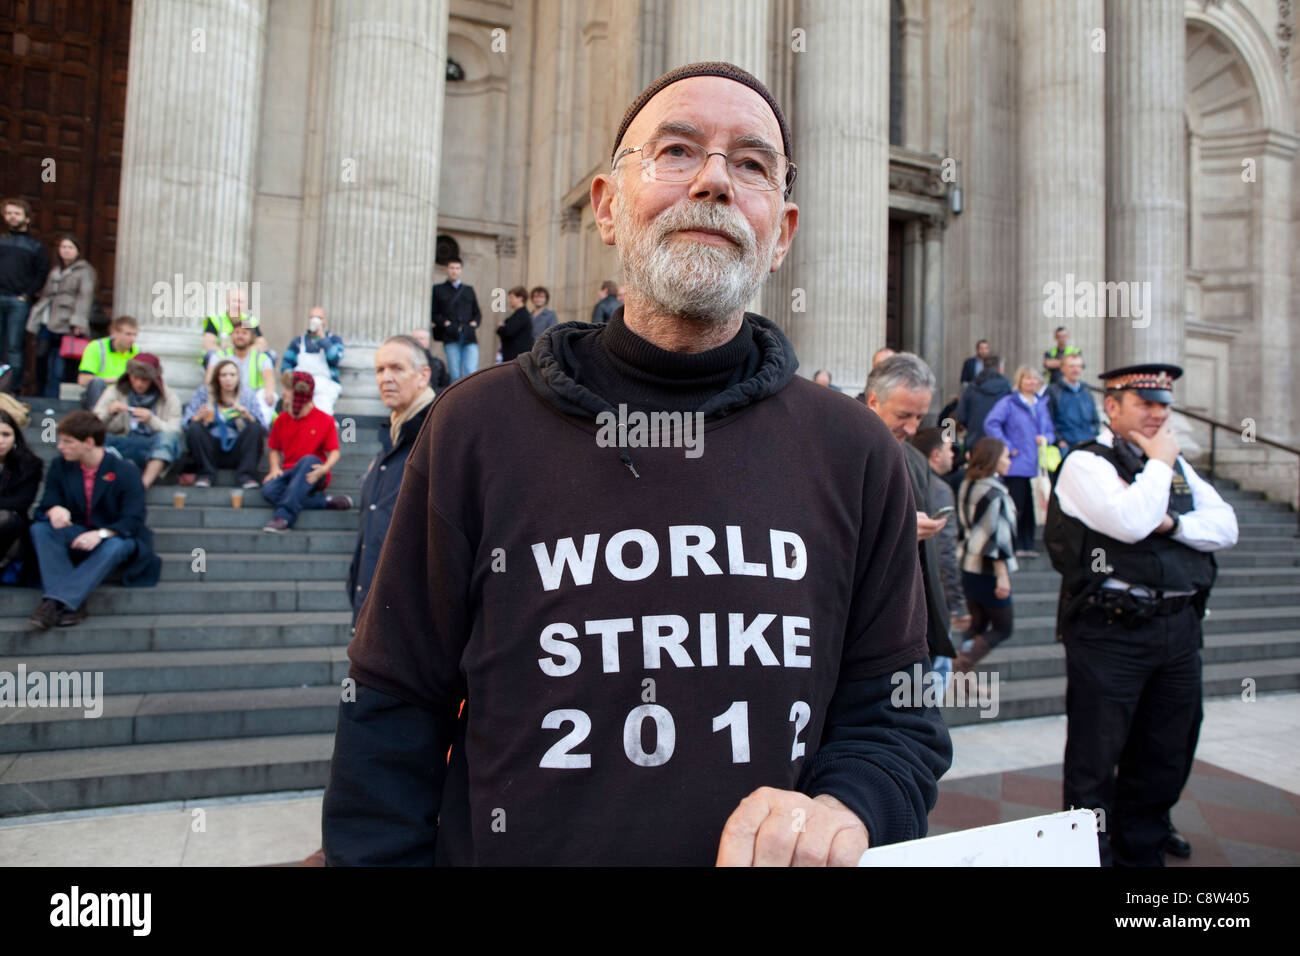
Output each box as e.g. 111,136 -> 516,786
261,371 -> 351,532
29,410 -> 161,629
77,314 -> 140,410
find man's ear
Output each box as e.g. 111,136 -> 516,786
769,202 -> 799,273
592,174 -> 619,246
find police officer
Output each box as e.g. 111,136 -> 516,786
1044,364 -> 1238,866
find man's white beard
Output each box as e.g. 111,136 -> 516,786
614,197 -> 777,324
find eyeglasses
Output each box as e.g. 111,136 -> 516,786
612,138 -> 797,194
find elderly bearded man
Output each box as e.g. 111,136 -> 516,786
323,62 -> 951,867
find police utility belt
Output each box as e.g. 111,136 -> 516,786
1084,583 -> 1202,626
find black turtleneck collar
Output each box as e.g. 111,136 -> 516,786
567,308 -> 763,414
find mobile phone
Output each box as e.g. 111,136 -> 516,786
928,505 -> 954,520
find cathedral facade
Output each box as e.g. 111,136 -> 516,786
4,0 -> 1297,465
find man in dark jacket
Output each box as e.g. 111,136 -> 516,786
348,336 -> 435,628
590,279 -> 619,324
430,258 -> 482,383
1,198 -> 52,394
959,339 -> 990,387
496,287 -> 534,362
954,355 -> 1011,446
1046,353 -> 1100,449
324,61 -> 950,868
28,410 -> 160,629
865,353 -> 957,660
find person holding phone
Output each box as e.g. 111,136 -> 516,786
955,436 -> 1019,672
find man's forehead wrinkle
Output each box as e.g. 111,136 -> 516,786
626,78 -> 782,153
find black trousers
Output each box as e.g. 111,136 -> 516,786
185,419 -> 265,483
1004,475 -> 1036,551
1062,603 -> 1203,867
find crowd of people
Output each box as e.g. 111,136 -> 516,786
430,256 -> 625,383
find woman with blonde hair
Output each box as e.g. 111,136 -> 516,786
982,364 -> 1055,555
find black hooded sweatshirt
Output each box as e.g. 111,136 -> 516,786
323,310 -> 952,866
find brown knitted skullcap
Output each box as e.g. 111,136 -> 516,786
611,61 -> 795,197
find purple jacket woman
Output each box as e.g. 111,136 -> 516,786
983,391 -> 1056,478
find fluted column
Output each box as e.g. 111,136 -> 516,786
1017,0 -> 1105,377
1105,0 -> 1186,369
785,0 -> 890,390
921,220 -> 945,399
667,0 -> 770,80
316,0 -> 449,346
114,0 -> 267,372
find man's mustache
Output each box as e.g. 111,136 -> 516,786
651,205 -> 754,253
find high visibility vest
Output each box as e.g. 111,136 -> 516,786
206,312 -> 261,339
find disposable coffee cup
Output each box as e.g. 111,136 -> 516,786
230,489 -> 243,509
173,491 -> 186,509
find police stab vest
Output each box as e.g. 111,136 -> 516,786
1044,439 -> 1217,623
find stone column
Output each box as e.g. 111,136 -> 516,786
114,0 -> 268,385
786,0 -> 890,390
1105,0 -> 1186,369
667,0 -> 770,80
316,0 -> 449,348
1017,0 -> 1105,379
921,219 -> 945,401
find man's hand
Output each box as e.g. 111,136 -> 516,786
70,530 -> 101,552
1128,424 -> 1180,467
262,468 -> 283,485
916,511 -> 946,541
306,463 -> 330,485
951,613 -> 972,632
47,506 -> 72,530
716,788 -> 869,867
263,386 -> 276,407
994,574 -> 1011,600
107,400 -> 128,415
1035,434 -> 1047,447
1155,514 -> 1176,534
129,406 -> 151,423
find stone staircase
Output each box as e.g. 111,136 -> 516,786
944,482 -> 1300,726
1,400 -> 1297,812
0,398 -> 367,815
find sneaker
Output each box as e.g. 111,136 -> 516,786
262,517 -> 290,533
326,495 -> 353,511
57,604 -> 88,627
241,479 -> 260,490
28,599 -> 61,630
194,477 -> 213,488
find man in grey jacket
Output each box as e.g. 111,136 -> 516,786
911,427 -> 969,632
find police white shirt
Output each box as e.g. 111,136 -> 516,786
1055,427 -> 1239,595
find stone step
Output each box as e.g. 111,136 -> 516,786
157,552 -> 352,582
0,732 -> 335,815
1214,551 -> 1300,567
967,629 -> 1300,682
972,603 -> 1300,646
149,527 -> 358,553
146,506 -> 360,529
145,482 -> 368,509
1005,584 -> 1300,618
0,580 -> 351,618
1007,566 -> 1300,590
0,610 -> 350,656
940,656 -> 1300,727
0,686 -> 341,753
0,646 -> 349,696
